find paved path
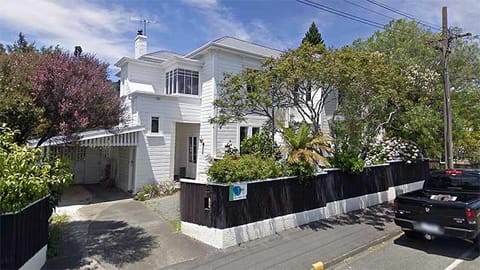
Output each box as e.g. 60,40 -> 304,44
166,203 -> 400,270
44,186 -> 215,270
333,233 -> 480,270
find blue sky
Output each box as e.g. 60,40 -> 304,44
0,0 -> 478,77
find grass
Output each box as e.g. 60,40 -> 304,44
47,213 -> 69,258
169,219 -> 181,233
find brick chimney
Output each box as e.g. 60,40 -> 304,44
135,30 -> 147,59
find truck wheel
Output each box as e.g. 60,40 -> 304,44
403,230 -> 421,239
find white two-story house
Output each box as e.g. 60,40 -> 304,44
40,32 -> 336,193
114,33 -> 286,191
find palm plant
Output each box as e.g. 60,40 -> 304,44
281,122 -> 332,168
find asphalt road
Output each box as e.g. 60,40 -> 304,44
333,233 -> 480,270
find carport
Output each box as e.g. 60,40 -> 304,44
38,126 -> 144,193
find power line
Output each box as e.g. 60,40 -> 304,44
365,0 -> 442,31
296,0 -> 440,43
343,0 -> 396,21
296,0 -> 385,30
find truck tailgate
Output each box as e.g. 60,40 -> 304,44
396,192 -> 475,229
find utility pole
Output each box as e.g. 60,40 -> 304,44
441,6 -> 453,170
440,7 -> 471,169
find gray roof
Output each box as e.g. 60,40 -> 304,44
186,36 -> 282,58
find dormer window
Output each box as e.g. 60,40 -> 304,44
165,68 -> 199,95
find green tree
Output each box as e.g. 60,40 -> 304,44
211,63 -> 290,128
352,20 -> 480,160
0,47 -> 44,144
281,122 -> 332,168
351,20 -> 444,158
331,48 -> 399,157
7,32 -> 37,53
0,125 -> 73,213
302,22 -> 324,45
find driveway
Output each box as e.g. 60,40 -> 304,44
44,185 -> 215,270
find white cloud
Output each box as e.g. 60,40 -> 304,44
182,0 -> 291,50
181,0 -> 218,9
0,0 -> 148,65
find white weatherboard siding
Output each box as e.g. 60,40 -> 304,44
215,123 -> 237,157
126,63 -> 164,94
133,95 -> 201,190
182,180 -> 425,249
174,123 -> 200,176
197,78 -> 215,182
213,51 -> 268,156
116,147 -> 131,192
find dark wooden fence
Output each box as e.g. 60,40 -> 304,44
181,161 -> 429,229
0,196 -> 51,270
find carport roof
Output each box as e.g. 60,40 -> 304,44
30,126 -> 145,147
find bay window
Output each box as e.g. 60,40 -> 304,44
165,68 -> 199,95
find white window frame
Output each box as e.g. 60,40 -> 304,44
150,116 -> 160,134
165,68 -> 199,96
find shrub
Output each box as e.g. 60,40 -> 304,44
0,125 -> 73,214
134,181 -> 177,201
329,152 -> 365,174
281,160 -> 315,179
240,131 -> 279,159
365,137 -> 422,165
208,154 -> 282,183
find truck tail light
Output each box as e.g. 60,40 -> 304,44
393,199 -> 398,212
446,169 -> 462,176
466,208 -> 476,222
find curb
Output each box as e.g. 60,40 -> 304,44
312,229 -> 403,270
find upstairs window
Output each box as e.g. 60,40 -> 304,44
151,117 -> 159,133
166,68 -> 199,95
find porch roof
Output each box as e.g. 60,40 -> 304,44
31,126 -> 145,147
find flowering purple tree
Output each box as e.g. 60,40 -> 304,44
30,51 -> 124,146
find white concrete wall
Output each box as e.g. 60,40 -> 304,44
182,180 -> 425,249
19,245 -> 46,270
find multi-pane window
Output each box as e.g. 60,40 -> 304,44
151,117 -> 159,133
252,127 -> 260,136
165,68 -> 199,95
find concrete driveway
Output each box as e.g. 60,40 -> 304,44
44,185 -> 215,270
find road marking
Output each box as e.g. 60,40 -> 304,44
443,246 -> 475,270
312,261 -> 324,270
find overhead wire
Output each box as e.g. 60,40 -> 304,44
296,0 -> 441,40
296,0 -> 386,29
365,0 -> 442,31
343,0 -> 396,21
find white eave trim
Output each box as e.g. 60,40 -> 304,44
31,126 -> 145,147
185,43 -> 281,59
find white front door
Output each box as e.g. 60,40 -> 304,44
186,136 -> 198,179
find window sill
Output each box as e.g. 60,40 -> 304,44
165,93 -> 201,98
146,133 -> 164,137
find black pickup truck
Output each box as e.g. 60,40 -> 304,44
394,169 -> 480,249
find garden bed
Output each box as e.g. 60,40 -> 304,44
180,160 -> 429,248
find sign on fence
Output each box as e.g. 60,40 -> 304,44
229,183 -> 247,201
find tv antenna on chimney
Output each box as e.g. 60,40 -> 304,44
130,16 -> 157,36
